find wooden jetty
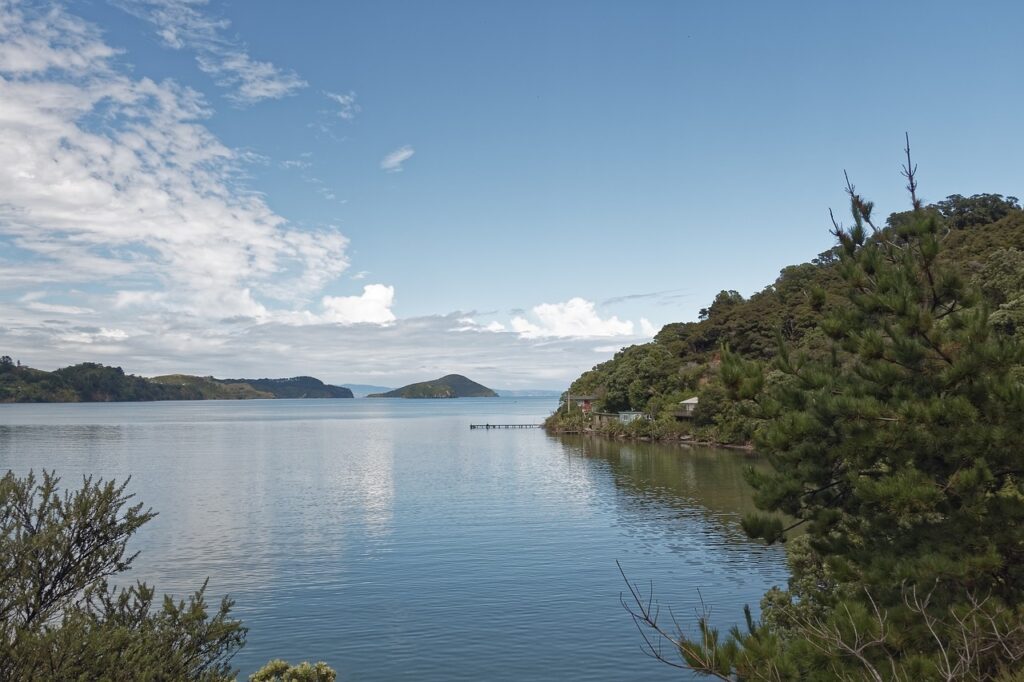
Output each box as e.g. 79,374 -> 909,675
469,423 -> 543,430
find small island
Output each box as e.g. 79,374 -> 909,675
368,374 -> 497,399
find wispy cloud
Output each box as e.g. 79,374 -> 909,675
324,90 -> 359,120
111,0 -> 307,105
452,317 -> 506,333
0,1 -> 378,325
600,288 -> 688,307
381,145 -> 415,172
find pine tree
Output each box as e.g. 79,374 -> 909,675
626,144 -> 1024,680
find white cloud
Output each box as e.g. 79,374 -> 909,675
0,2 -> 368,324
380,145 -> 414,172
280,159 -> 312,170
0,1 -> 118,74
640,317 -> 657,337
25,302 -> 95,315
452,317 -> 507,333
324,90 -> 359,120
60,327 -> 131,344
112,0 -> 307,105
321,284 -> 396,325
0,310 -> 641,389
510,297 -> 635,339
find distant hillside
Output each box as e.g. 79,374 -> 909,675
341,384 -> 394,398
216,376 -> 353,399
151,374 -> 274,399
368,374 -> 497,399
1,361 -> 198,403
0,360 -> 354,402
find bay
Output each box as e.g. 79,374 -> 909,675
0,397 -> 788,680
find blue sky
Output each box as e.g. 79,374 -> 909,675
1,0 -> 1022,388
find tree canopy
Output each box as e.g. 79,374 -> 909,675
621,160 -> 1024,679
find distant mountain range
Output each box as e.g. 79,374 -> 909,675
368,374 -> 497,399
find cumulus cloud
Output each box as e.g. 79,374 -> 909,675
0,1 -> 377,325
321,284 -> 396,325
511,297 -> 635,339
0,309 -> 645,389
112,0 -> 307,105
380,145 -> 414,172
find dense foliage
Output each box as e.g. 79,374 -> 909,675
0,470 -> 246,680
0,360 -> 199,403
1,470 -> 340,680
620,167 -> 1024,679
250,659 -> 337,682
547,192 -> 1024,445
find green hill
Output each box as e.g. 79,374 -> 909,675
0,362 -> 198,403
215,376 -> 353,399
150,374 -> 274,399
368,374 -> 497,398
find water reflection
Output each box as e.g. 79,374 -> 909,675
559,436 -> 769,533
0,400 -> 787,681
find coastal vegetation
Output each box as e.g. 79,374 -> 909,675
0,469 -> 336,681
615,158 -> 1024,679
368,373 -> 497,398
0,359 -> 353,402
546,191 -> 1024,447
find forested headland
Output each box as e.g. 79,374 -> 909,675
0,360 -> 353,402
577,158 -> 1024,678
546,191 -> 1024,447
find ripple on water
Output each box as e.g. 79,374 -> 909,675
0,400 -> 788,681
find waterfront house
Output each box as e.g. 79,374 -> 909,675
674,396 -> 699,420
617,411 -> 644,424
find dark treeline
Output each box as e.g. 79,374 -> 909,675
0,359 -> 353,402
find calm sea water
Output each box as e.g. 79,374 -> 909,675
0,398 -> 787,680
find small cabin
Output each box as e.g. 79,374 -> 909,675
566,394 -> 597,413
674,396 -> 699,420
617,410 -> 644,424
